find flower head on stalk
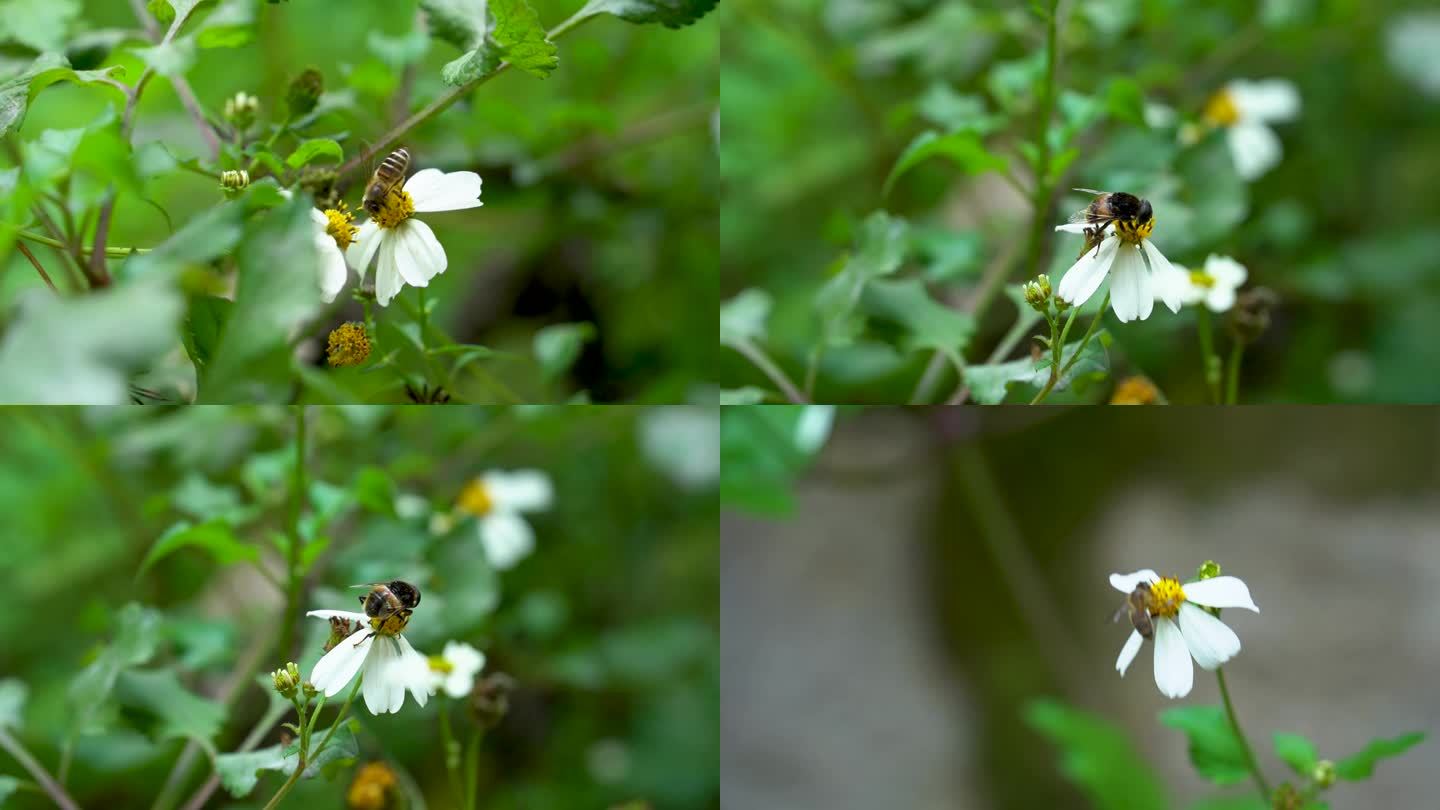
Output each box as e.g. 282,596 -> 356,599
1157,255 -> 1249,314
1199,78 -> 1301,181
1110,567 -> 1259,698
454,470 -> 554,570
307,601 -> 433,715
428,641 -> 487,698
1055,193 -> 1183,323
346,168 -> 483,306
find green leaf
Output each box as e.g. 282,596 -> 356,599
147,0 -> 175,27
1025,698 -> 1167,810
1160,705 -> 1251,785
195,0 -> 256,48
368,29 -> 430,68
0,0 -> 81,52
576,0 -> 718,29
720,288 -> 771,348
133,37 -> 196,78
860,278 -> 975,355
0,679 -> 26,729
440,46 -> 501,86
285,137 -> 343,168
0,53 -> 127,138
123,198 -> 247,279
814,211 -> 908,347
490,0 -> 558,78
0,776 -> 19,804
1104,77 -> 1147,127
352,466 -> 398,517
986,52 -> 1046,112
182,295 -> 234,370
883,130 -> 1007,197
69,603 -> 163,735
1334,732 -> 1425,781
114,669 -> 226,755
720,406 -> 831,516
138,520 -> 259,577
215,721 -> 359,797
1272,732 -> 1319,775
533,322 -> 596,380
421,0 -> 487,49
198,194 -> 323,402
964,330 -> 1111,404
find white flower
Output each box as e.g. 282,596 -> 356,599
1055,226 -> 1183,323
280,190 -> 358,303
306,609 -> 433,714
1203,79 -> 1300,181
1157,254 -> 1249,313
428,641 -> 486,698
455,469 -> 554,570
1110,570 -> 1260,699
346,168 -> 483,306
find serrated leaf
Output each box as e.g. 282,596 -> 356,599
964,330 -> 1111,404
883,130 -> 1007,197
814,211 -> 908,347
490,0 -> 557,78
215,721 -> 359,797
440,46 -> 501,86
720,289 -> 771,348
1025,698 -> 1167,810
1160,705 -> 1251,786
533,321 -> 595,381
285,138 -> 343,168
1272,732 -> 1319,776
1335,732 -> 1425,781
69,604 -> 163,736
0,679 -> 26,729
576,0 -> 717,29
114,669 -> 226,755
860,277 -> 975,354
0,53 -> 127,138
138,520 -> 259,577
421,0 -> 488,49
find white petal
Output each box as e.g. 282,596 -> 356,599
392,219 -> 447,287
444,641 -> 486,675
1229,78 -> 1300,123
306,610 -> 371,622
1152,617 -> 1193,698
374,235 -> 405,307
311,627 -> 372,697
482,470 -> 554,512
479,512 -> 536,570
309,208 -> 330,227
1203,255 -> 1248,288
1115,630 -> 1144,677
1108,244 -> 1152,323
1178,602 -> 1242,670
1054,223 -> 1090,234
1205,285 -> 1237,313
1140,240 -> 1183,313
345,220 -> 383,271
1110,570 -> 1160,593
1227,123 -> 1283,181
445,671 -> 471,698
316,240 -> 350,303
1182,576 -> 1260,612
1057,235 -> 1120,307
406,169 -> 484,212
361,638 -> 394,714
396,636 -> 431,708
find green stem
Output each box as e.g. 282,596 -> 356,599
11,228 -> 150,255
259,760 -> 305,810
1226,341 -> 1244,405
1195,307 -> 1222,403
464,728 -> 484,810
278,407 -> 307,661
1058,296 -> 1109,378
731,338 -> 809,404
439,697 -> 464,806
0,727 -> 82,810
1216,668 -> 1271,800
1030,293 -> 1103,405
1019,0 -> 1063,292
311,675 -> 362,757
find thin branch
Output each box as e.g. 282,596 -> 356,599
0,727 -> 83,810
15,241 -> 58,293
730,338 -> 809,404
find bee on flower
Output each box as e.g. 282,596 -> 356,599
1110,568 -> 1259,699
1055,190 -> 1182,323
454,470 -> 554,570
307,579 -> 434,714
1198,78 -> 1301,181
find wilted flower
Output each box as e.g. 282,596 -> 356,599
346,168 -> 483,306
455,470 -> 553,570
327,322 -> 371,367
1201,78 -> 1300,181
307,608 -> 433,714
428,641 -> 486,698
1111,568 -> 1259,699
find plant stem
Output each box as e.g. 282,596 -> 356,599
1226,341 -> 1244,405
259,760 -> 305,810
1195,307 -> 1222,403
337,11 -> 600,179
463,727 -> 485,810
1216,668 -> 1271,800
1019,0 -> 1063,296
1058,298 -> 1109,378
0,727 -> 82,810
439,697 -> 464,806
311,676 -> 363,758
259,678 -> 360,810
730,338 -> 809,404
1030,294 -> 1099,405
278,406 -> 307,661
11,228 -> 151,255
15,241 -> 58,292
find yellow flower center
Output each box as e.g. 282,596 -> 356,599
456,479 -> 493,517
1202,89 -> 1240,127
372,188 -> 414,229
324,204 -> 359,250
1146,577 -> 1187,618
347,762 -> 398,810
326,322 -> 371,367
428,655 -> 455,673
1114,216 -> 1154,245
1109,375 -> 1160,405
1189,270 -> 1216,289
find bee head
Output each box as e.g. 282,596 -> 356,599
386,579 -> 421,609
1135,197 -> 1153,225
363,194 -> 383,215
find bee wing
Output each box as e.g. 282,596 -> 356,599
349,583 -> 384,590
1067,208 -> 1116,225
1110,605 -> 1129,624
1071,187 -> 1109,195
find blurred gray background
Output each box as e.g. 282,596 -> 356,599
722,408 -> 1440,809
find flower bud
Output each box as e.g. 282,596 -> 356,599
1023,275 -> 1052,313
272,662 -> 301,698
469,672 -> 516,729
286,68 -> 324,117
1227,286 -> 1278,345
1054,295 -> 1072,313
1312,759 -> 1336,788
223,92 -> 259,130
302,681 -> 318,699
327,322 -> 371,367
220,169 -> 249,192
299,166 -> 340,210
1197,560 -> 1221,580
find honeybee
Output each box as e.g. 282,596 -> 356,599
361,147 -> 411,216
351,579 -> 422,641
1111,581 -> 1154,640
1068,189 -> 1154,258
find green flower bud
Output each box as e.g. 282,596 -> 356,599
302,681 -> 318,699
271,662 -> 301,698
220,169 -> 249,193
286,68 -> 324,117
1312,759 -> 1336,789
1197,560 -> 1221,580
1023,275 -> 1052,313
223,92 -> 259,130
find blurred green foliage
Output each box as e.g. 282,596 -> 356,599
721,0 -> 1440,403
0,405 -> 718,809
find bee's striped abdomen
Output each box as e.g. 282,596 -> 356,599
375,147 -> 410,184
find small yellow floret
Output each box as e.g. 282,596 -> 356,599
1202,89 -> 1240,127
456,479 -> 493,517
1115,217 -> 1154,244
1147,577 -> 1187,618
324,204 -> 359,250
1189,270 -> 1216,289
429,655 -> 455,673
346,761 -> 398,810
373,188 -> 414,229
326,322 -> 371,367
1110,376 -> 1160,405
